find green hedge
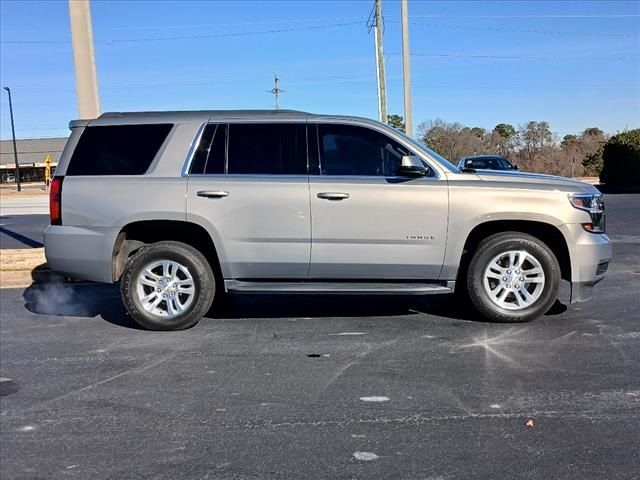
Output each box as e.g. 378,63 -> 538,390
600,129 -> 640,186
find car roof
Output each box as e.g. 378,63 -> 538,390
100,109 -> 309,120
73,110 -> 384,127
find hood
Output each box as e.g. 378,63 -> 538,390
465,169 -> 600,194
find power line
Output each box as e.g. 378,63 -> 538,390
385,19 -> 638,38
407,14 -> 640,19
1,21 -> 364,45
6,16 -> 368,33
388,52 -> 634,60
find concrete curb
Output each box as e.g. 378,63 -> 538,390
0,248 -> 46,272
0,248 -> 92,289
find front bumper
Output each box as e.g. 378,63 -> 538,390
570,278 -> 607,303
561,224 -> 612,303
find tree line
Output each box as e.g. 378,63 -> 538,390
387,114 -> 609,178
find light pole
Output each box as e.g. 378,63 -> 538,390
3,87 -> 21,192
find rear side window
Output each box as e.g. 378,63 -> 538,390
67,124 -> 172,175
189,124 -> 226,175
227,123 -> 306,175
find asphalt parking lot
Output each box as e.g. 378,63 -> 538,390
1,193 -> 639,479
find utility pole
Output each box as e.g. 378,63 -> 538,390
69,0 -> 100,119
3,87 -> 21,192
268,74 -> 285,110
400,0 -> 413,136
373,0 -> 387,123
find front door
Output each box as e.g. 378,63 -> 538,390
187,122 -> 310,279
308,123 -> 448,279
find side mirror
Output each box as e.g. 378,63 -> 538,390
397,155 -> 427,177
513,165 -> 519,170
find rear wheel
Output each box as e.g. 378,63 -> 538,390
466,232 -> 560,323
120,241 -> 215,330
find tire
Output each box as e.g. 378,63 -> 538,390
466,232 -> 560,323
120,241 -> 216,330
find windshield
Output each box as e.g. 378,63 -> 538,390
394,130 -> 461,173
461,156 -> 515,170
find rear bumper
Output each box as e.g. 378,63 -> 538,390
44,225 -> 119,283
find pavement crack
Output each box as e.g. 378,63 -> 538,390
232,409 -> 636,431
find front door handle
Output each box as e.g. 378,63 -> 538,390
197,190 -> 229,198
317,192 -> 350,201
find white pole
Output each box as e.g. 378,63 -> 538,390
401,0 -> 413,135
373,26 -> 382,121
69,0 -> 100,119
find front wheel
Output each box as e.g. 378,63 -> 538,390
466,232 -> 560,323
120,241 -> 216,330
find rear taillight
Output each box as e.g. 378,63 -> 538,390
50,176 -> 63,225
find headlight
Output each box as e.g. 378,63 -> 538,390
569,193 -> 605,233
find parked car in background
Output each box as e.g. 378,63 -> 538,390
458,155 -> 518,171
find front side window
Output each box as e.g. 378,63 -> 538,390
227,123 -> 306,175
316,124 -> 411,177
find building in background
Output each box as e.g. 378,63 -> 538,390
0,137 -> 67,183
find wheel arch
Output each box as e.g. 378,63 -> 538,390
454,220 -> 572,291
112,219 -> 223,283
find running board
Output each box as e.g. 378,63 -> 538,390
224,280 -> 454,295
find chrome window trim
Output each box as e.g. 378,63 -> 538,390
187,174 -> 309,180
181,120 -> 443,181
181,122 -> 208,177
187,173 -> 439,182
308,175 -> 442,182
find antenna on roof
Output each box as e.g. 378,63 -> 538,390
267,74 -> 285,110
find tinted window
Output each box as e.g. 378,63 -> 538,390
189,124 -> 226,174
227,123 -> 306,175
317,124 -> 410,176
67,124 -> 172,175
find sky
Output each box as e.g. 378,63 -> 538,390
0,0 -> 639,141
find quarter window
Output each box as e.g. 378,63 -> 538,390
316,124 -> 411,177
67,124 -> 172,176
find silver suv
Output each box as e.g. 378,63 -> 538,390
45,110 -> 612,330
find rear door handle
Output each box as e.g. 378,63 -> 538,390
197,190 -> 229,198
317,192 -> 350,200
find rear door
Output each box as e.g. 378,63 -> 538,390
308,122 -> 448,279
186,122 -> 311,279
